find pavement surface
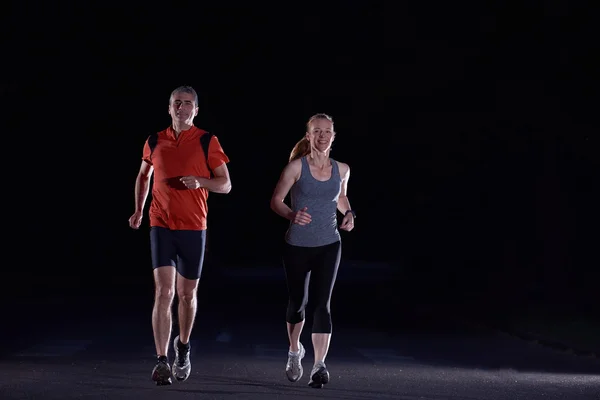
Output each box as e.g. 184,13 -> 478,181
2,263 -> 599,399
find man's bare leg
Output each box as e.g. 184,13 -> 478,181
152,266 -> 176,357
171,273 -> 199,382
151,266 -> 176,385
176,273 -> 199,344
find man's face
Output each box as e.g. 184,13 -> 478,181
169,92 -> 198,124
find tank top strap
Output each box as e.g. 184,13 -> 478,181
330,158 -> 340,178
300,156 -> 310,178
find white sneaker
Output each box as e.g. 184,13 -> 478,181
308,361 -> 329,388
172,335 -> 191,382
285,342 -> 305,382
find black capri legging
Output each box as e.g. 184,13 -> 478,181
282,241 -> 342,334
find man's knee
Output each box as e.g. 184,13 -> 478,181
176,276 -> 199,306
155,285 -> 175,303
177,289 -> 197,306
154,266 -> 176,303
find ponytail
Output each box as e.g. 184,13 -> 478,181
289,137 -> 310,162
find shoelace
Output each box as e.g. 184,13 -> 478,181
288,354 -> 302,370
177,346 -> 189,367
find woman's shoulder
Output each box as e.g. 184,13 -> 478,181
282,157 -> 303,177
287,157 -> 303,169
332,159 -> 350,174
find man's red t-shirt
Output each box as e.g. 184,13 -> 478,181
142,125 -> 230,231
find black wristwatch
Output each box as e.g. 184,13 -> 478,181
345,210 -> 356,218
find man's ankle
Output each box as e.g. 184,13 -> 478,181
157,355 -> 168,363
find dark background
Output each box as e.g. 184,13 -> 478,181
3,2 -> 598,328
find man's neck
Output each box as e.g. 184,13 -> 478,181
172,121 -> 193,138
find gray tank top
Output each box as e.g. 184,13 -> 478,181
285,156 -> 342,247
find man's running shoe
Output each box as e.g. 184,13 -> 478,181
172,335 -> 191,382
151,356 -> 172,386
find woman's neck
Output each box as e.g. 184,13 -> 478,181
308,151 -> 330,168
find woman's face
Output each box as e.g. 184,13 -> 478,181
306,118 -> 335,153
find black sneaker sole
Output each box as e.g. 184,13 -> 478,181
308,367 -> 329,388
152,363 -> 172,386
154,378 -> 172,386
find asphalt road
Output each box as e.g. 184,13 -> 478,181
2,265 -> 599,399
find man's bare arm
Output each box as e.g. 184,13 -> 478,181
197,163 -> 232,194
135,161 -> 154,213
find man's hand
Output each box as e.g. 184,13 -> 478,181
339,213 -> 354,231
129,211 -> 143,229
293,206 -> 312,225
180,176 -> 202,189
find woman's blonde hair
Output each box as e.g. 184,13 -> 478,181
289,113 -> 334,162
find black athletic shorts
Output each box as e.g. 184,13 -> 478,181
150,226 -> 206,280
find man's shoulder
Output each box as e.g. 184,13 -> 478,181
192,126 -> 209,134
147,127 -> 170,140
159,126 -> 172,135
